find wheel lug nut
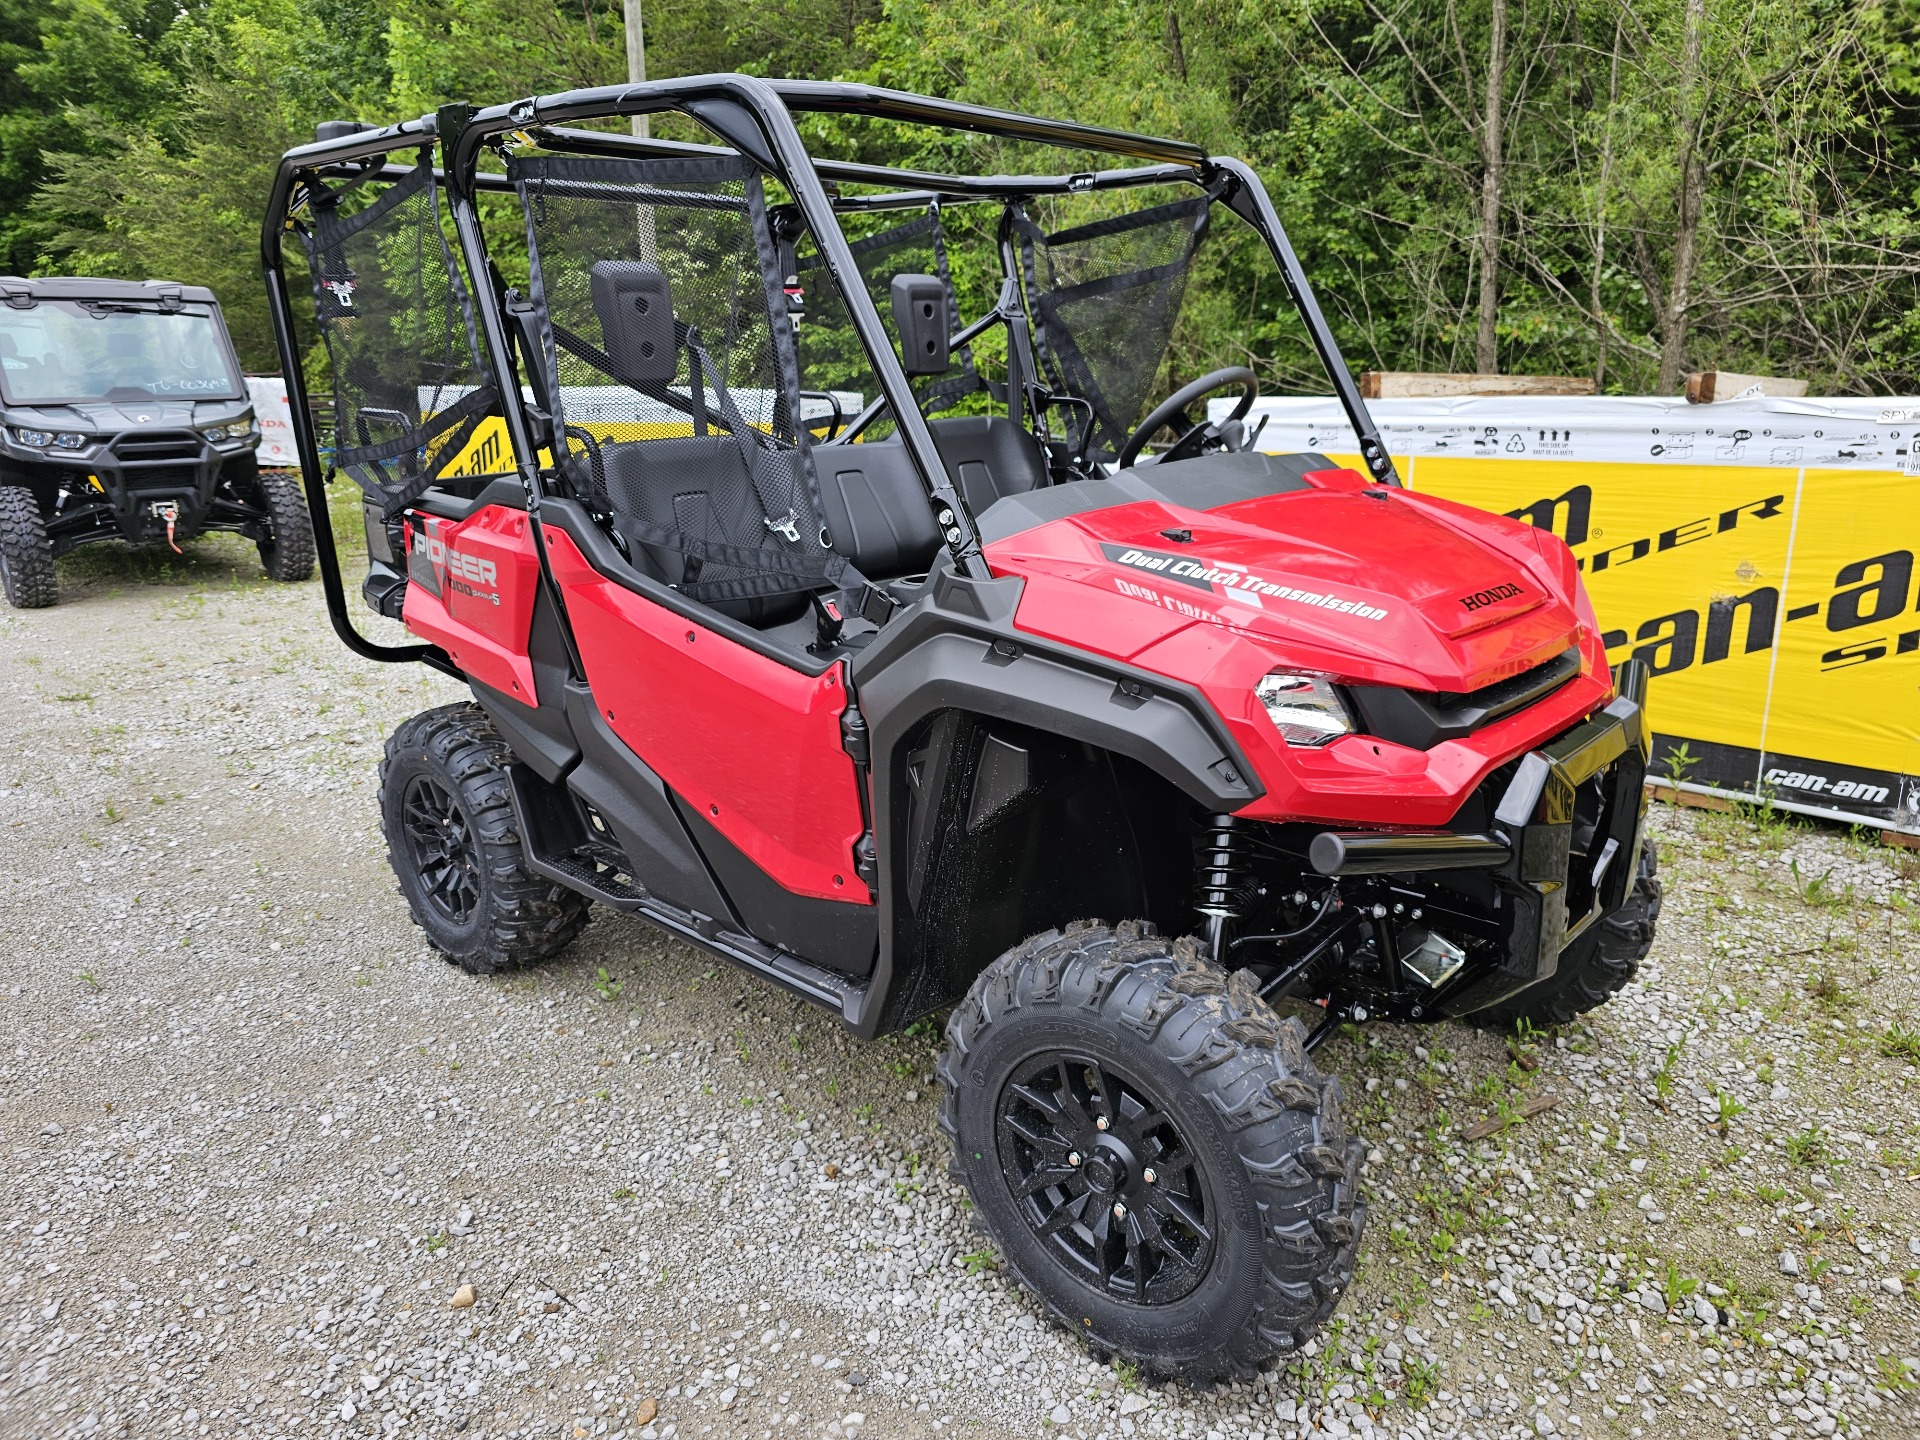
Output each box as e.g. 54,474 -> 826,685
1112,1202 -> 1127,1220
1067,1151 -> 1082,1167
1095,1116 -> 1110,1132
1142,1167 -> 1157,1185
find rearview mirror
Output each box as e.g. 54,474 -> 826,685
890,274 -> 949,376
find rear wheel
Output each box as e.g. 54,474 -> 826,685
939,921 -> 1366,1382
1474,841 -> 1661,1029
254,470 -> 315,582
379,702 -> 590,973
0,486 -> 56,608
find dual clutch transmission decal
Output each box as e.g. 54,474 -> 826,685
1099,543 -> 1390,621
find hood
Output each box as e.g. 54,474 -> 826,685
5,398 -> 247,430
982,471 -> 1586,694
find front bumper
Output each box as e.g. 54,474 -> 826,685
1310,659 -> 1653,1016
20,445 -> 263,554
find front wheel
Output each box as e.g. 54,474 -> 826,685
254,470 -> 315,582
0,486 -> 56,608
938,921 -> 1366,1382
379,703 -> 591,974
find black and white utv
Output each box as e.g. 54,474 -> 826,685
0,275 -> 314,607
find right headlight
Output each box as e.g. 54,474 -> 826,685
1255,670 -> 1355,747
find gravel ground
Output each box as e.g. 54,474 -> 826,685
2,537 -> 1918,1440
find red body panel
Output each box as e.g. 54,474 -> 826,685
401,507 -> 542,701
984,483 -> 1613,827
543,529 -> 870,904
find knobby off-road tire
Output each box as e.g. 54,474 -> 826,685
939,921 -> 1367,1382
0,486 -> 57,608
1475,841 -> 1662,1029
254,470 -> 316,583
379,702 -> 590,974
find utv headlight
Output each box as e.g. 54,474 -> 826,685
201,413 -> 257,443
12,426 -> 52,447
1255,670 -> 1354,747
52,432 -> 89,450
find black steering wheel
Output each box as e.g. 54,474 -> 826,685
1116,366 -> 1260,469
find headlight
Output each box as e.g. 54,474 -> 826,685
1255,670 -> 1354,746
201,412 -> 256,442
12,427 -> 52,447
52,432 -> 89,450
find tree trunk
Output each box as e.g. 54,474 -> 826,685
1165,10 -> 1188,81
1592,17 -> 1623,390
1657,0 -> 1708,394
1474,0 -> 1507,375
624,0 -> 649,141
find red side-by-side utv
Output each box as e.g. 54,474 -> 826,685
262,78 -> 1658,1379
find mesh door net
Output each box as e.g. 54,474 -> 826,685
300,158 -> 498,516
512,155 -> 850,620
1016,195 -> 1211,460
794,207 -> 986,416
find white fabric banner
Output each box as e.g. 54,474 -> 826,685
246,375 -> 299,468
1215,394 -> 1920,474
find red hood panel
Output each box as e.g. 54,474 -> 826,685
986,488 -> 1581,692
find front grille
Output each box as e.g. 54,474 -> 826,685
1349,647 -> 1582,750
1435,648 -> 1583,723
121,463 -> 202,492
112,431 -> 202,463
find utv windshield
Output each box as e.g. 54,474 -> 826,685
0,301 -> 243,407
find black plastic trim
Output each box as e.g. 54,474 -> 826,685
672,795 -> 878,979
845,562 -> 1261,1038
1348,647 -> 1583,751
974,451 -> 1332,545
559,680 -> 740,923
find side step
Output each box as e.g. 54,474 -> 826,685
506,765 -> 866,1019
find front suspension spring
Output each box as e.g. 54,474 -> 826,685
1192,811 -> 1257,963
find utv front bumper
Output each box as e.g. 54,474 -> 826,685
1310,658 -> 1653,1016
19,441 -> 264,556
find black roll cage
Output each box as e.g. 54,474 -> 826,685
259,73 -> 1398,671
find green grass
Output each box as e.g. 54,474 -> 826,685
1879,1023 -> 1920,1063
959,1250 -> 998,1276
1785,1127 -> 1827,1166
1661,1263 -> 1699,1311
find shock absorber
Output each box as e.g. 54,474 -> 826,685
1192,811 -> 1255,965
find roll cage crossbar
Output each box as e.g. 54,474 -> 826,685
259,74 -> 1397,667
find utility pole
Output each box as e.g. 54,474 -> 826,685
623,0 -> 649,140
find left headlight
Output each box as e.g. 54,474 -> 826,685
1255,670 -> 1355,747
52,432 -> 89,450
202,412 -> 258,443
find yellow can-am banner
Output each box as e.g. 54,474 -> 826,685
1233,396 -> 1920,834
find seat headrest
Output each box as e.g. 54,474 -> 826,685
0,331 -> 15,358
589,261 -> 677,382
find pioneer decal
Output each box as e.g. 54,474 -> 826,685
411,526 -> 502,607
1100,544 -> 1389,621
1459,581 -> 1525,612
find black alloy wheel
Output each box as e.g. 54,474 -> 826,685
379,704 -> 591,974
401,774 -> 481,925
940,921 -> 1367,1381
997,1051 -> 1214,1304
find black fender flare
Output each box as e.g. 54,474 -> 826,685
845,563 -> 1262,1037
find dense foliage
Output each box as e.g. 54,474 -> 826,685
6,0 -> 1920,393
